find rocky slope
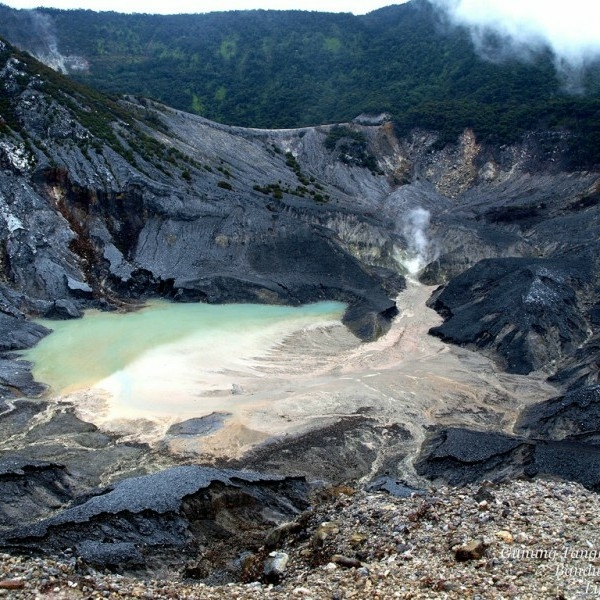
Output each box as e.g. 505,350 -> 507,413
0,478 -> 598,598
0,40 -> 403,366
412,132 -> 600,487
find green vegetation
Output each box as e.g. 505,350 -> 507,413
324,125 -> 381,173
253,179 -> 330,202
285,151 -> 311,185
324,125 -> 365,150
0,1 -> 599,163
0,40 -> 201,175
254,182 -> 283,199
216,165 -> 232,178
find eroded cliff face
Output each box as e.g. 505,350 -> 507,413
0,44 -> 408,355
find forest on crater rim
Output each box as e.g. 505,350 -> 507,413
0,0 -> 599,165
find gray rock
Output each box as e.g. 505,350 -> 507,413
165,412 -> 230,437
0,357 -> 46,398
43,299 -> 81,319
365,477 -> 424,498
0,312 -> 49,352
263,551 -> 289,582
76,541 -> 144,567
65,276 -> 93,296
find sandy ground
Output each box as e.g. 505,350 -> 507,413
58,280 -> 557,475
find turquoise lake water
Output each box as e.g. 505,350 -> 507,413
24,300 -> 346,401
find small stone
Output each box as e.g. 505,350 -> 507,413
474,484 -> 496,504
442,582 -> 459,592
349,532 -> 368,546
495,530 -> 514,544
453,539 -> 488,562
265,522 -> 301,549
312,521 -> 340,546
263,551 -> 289,582
0,580 -> 24,590
331,554 -> 362,568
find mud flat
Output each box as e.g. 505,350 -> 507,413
23,282 -> 557,484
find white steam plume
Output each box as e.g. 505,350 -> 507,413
429,0 -> 600,92
401,207 -> 433,275
22,11 -> 89,74
29,11 -> 68,73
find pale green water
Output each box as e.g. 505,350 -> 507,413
24,300 -> 346,403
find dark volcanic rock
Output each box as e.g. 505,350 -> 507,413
0,314 -> 48,399
165,412 -> 230,437
0,458 -> 79,528
76,541 -> 144,568
43,298 -> 82,319
414,428 -> 526,485
342,301 -> 399,340
0,312 -> 49,353
427,257 -> 590,374
515,385 -> 600,443
529,441 -> 600,489
0,406 -> 157,531
550,334 -> 600,390
232,416 -> 412,484
415,426 -> 600,490
1,466 -> 310,573
0,357 -> 46,399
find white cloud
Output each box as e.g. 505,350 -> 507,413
432,0 -> 600,64
430,0 -> 600,92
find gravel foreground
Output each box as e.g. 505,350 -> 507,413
1,478 -> 599,599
